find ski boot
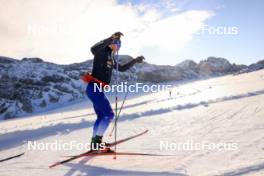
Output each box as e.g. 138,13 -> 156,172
90,135 -> 113,153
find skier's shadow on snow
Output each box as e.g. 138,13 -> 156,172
63,157 -> 186,176
215,161 -> 264,176
0,119 -> 94,151
63,158 -> 264,176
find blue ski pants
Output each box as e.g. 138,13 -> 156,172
86,82 -> 114,137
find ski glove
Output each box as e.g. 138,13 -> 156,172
135,56 -> 145,63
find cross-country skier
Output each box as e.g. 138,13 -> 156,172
86,32 -> 144,150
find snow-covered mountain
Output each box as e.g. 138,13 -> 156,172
0,57 -> 87,120
0,56 -> 263,120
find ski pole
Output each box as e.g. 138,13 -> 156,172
109,72 -> 133,137
109,88 -> 129,137
113,50 -> 119,159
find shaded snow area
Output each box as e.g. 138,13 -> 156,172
0,70 -> 264,176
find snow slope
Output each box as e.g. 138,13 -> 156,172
0,70 -> 264,176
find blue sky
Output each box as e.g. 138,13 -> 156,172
0,0 -> 263,65
118,0 -> 264,65
176,0 -> 264,65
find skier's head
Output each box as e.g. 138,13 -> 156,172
109,39 -> 121,52
113,39 -> 121,49
109,32 -> 123,52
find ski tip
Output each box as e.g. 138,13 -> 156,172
142,129 -> 149,134
0,152 -> 25,163
49,162 -> 59,168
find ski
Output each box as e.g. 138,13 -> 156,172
106,129 -> 148,147
64,151 -> 173,158
49,129 -> 148,168
52,149 -> 172,168
0,152 -> 25,163
51,151 -> 170,168
82,151 -> 173,157
49,150 -> 95,168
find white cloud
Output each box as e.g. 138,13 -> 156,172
0,0 -> 213,65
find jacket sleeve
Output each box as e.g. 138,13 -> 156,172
90,37 -> 113,55
114,59 -> 137,72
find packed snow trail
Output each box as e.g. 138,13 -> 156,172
0,70 -> 264,176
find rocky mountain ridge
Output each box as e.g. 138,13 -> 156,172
0,55 -> 263,119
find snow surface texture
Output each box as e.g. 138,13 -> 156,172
1,56 -> 263,120
0,69 -> 264,176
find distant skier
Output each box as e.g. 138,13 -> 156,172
85,32 -> 144,150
